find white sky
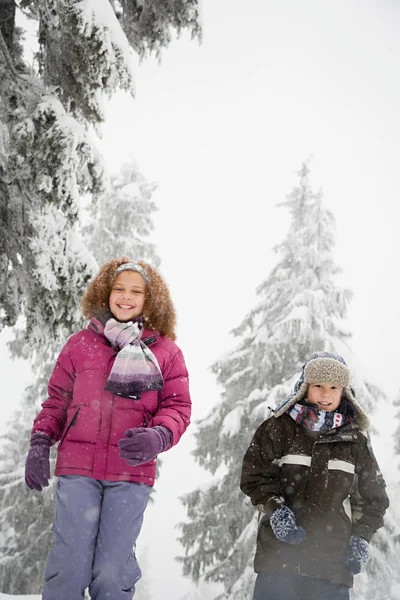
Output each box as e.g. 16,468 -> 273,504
1,0 -> 400,597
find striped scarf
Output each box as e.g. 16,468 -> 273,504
90,317 -> 164,399
289,402 -> 351,433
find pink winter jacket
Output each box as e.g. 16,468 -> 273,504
32,325 -> 191,486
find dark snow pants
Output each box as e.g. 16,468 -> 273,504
42,475 -> 151,600
253,572 -> 350,600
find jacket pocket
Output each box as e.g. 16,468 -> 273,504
58,407 -> 80,449
329,505 -> 352,542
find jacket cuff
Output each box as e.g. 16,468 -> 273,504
257,495 -> 286,518
154,426 -> 173,452
30,432 -> 53,446
351,523 -> 374,543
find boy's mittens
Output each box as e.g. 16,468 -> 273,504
118,425 -> 172,466
269,505 -> 306,545
345,535 -> 369,574
25,433 -> 52,491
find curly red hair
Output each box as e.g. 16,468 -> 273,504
81,257 -> 177,340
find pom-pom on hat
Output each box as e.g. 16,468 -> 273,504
273,351 -> 370,430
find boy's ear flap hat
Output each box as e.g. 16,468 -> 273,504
273,351 -> 370,430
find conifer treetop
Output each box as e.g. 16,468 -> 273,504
178,162 -> 386,599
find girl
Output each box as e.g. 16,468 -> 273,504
240,351 -> 389,600
25,258 -> 191,600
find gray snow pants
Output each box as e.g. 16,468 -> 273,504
42,475 -> 151,600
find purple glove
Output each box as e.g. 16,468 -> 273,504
270,505 -> 306,545
25,433 -> 51,491
118,426 -> 172,466
345,535 -> 369,574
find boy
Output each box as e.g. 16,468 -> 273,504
240,352 -> 389,600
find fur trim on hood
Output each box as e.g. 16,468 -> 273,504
273,352 -> 370,431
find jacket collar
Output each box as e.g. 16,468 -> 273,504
317,421 -> 362,443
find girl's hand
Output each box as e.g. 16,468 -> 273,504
118,426 -> 172,466
25,433 -> 52,491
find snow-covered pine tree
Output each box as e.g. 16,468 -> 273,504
0,0 -> 201,350
0,2 -> 199,592
0,158 -> 160,593
177,162 -> 393,599
83,159 -> 160,267
352,385 -> 400,600
354,390 -> 400,600
0,363 -> 58,593
352,508 -> 400,600
110,0 -> 202,58
178,583 -> 219,600
0,0 -> 128,350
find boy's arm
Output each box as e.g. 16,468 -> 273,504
240,418 -> 286,516
350,437 -> 389,542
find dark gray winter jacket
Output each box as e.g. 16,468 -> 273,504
240,413 -> 389,587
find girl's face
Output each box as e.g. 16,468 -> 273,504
109,271 -> 147,322
306,382 -> 342,412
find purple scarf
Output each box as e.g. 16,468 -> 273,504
289,403 -> 351,433
90,317 -> 164,399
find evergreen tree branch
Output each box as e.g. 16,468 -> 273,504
0,26 -> 41,95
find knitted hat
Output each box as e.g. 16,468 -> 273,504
273,351 -> 370,430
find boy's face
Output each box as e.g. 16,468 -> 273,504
109,271 -> 146,322
306,382 -> 343,412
